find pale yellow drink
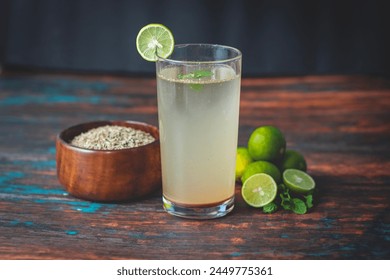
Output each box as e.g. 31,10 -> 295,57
157,65 -> 240,206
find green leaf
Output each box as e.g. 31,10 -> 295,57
291,198 -> 307,214
193,70 -> 213,78
279,193 -> 288,203
189,84 -> 204,91
263,202 -> 278,214
279,183 -> 292,211
279,193 -> 291,210
279,184 -> 291,199
177,70 -> 212,92
277,183 -> 312,214
280,198 -> 292,210
177,69 -> 213,80
304,194 -> 313,209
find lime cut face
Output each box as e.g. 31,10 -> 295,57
136,23 -> 174,62
241,173 -> 277,208
283,169 -> 315,194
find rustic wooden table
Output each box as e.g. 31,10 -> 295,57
0,73 -> 389,259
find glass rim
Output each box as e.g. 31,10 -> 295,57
157,43 -> 242,64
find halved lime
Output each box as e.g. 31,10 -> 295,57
136,23 -> 174,62
283,169 -> 315,194
241,173 -> 277,208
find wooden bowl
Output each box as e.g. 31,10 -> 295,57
56,120 -> 161,202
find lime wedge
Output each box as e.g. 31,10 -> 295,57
283,169 -> 315,194
136,23 -> 174,62
241,173 -> 277,208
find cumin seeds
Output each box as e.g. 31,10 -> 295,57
71,125 -> 155,150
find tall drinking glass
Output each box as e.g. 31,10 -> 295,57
156,44 -> 242,219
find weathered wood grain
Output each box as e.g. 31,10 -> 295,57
0,73 -> 389,259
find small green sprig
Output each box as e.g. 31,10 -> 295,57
177,70 -> 213,79
291,198 -> 307,214
304,194 -> 313,209
177,70 -> 213,91
263,202 -> 278,214
262,183 -> 314,214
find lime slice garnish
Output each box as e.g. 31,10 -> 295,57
241,173 -> 277,208
136,23 -> 174,62
283,169 -> 315,194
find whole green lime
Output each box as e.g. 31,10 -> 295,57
241,160 -> 282,184
235,147 -> 253,181
280,150 -> 307,172
248,126 -> 286,162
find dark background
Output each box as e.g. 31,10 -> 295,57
1,0 -> 389,76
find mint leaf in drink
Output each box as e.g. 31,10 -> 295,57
177,70 -> 213,91
177,73 -> 186,79
193,70 -> 213,78
178,70 -> 213,80
304,194 -> 313,209
263,202 -> 278,214
291,198 -> 307,214
189,84 -> 204,91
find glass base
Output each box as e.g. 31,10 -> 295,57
162,196 -> 234,219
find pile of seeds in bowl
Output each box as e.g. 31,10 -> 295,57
71,125 -> 155,150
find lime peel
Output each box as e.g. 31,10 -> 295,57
248,125 -> 286,161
